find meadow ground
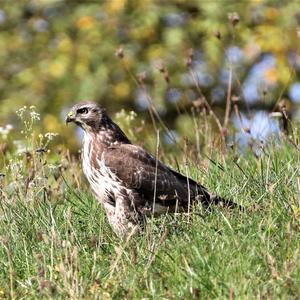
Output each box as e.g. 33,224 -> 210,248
1,133 -> 300,299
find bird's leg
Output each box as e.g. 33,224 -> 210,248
104,193 -> 141,238
102,201 -> 116,227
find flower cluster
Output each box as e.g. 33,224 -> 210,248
16,106 -> 27,118
115,109 -> 137,123
29,105 -> 40,120
16,105 -> 40,122
30,111 -> 40,121
45,132 -> 59,141
16,105 -> 41,135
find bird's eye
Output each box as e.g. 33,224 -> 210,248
77,107 -> 88,114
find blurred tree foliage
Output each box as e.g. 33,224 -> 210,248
0,0 -> 299,149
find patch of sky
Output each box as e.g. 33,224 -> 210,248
220,69 -> 230,85
287,52 -> 300,71
289,82 -> 300,104
166,88 -> 182,103
182,51 -> 214,87
225,46 -> 244,64
33,18 -> 48,32
232,110 -> 280,154
135,88 -> 150,111
164,12 -> 187,27
211,87 -> 225,103
242,54 -> 277,103
163,130 -> 179,145
76,127 -> 84,141
0,10 -> 6,24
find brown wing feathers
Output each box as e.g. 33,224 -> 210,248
102,144 -> 236,210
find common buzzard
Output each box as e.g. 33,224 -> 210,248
66,102 -> 237,237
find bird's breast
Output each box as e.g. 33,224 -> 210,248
81,138 -> 122,204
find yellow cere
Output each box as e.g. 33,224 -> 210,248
68,111 -> 74,118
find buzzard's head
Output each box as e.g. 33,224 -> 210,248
66,102 -> 107,131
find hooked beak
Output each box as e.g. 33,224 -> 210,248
66,111 -> 75,124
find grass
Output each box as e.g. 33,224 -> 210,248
1,134 -> 300,299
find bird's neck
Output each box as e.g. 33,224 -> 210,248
83,121 -> 131,152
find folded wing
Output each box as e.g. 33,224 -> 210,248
102,144 -> 211,210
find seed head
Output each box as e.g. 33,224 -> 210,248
185,48 -> 194,67
215,31 -> 221,40
231,95 -> 240,104
137,71 -> 147,84
156,62 -> 169,83
115,47 -> 124,59
228,12 -> 240,27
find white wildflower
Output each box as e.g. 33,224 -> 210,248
129,111 -> 137,121
16,106 -> 27,118
30,111 -> 40,121
0,124 -> 14,138
6,124 -> 13,131
48,164 -> 58,170
28,181 -> 35,189
45,132 -> 59,141
16,173 -> 24,180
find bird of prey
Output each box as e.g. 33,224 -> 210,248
66,102 -> 237,237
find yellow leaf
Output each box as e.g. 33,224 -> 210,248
43,115 -> 61,133
114,81 -> 130,99
106,0 -> 126,14
265,7 -> 279,21
147,45 -> 164,60
264,67 -> 277,85
49,58 -> 68,79
76,16 -> 95,30
58,37 -> 72,53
